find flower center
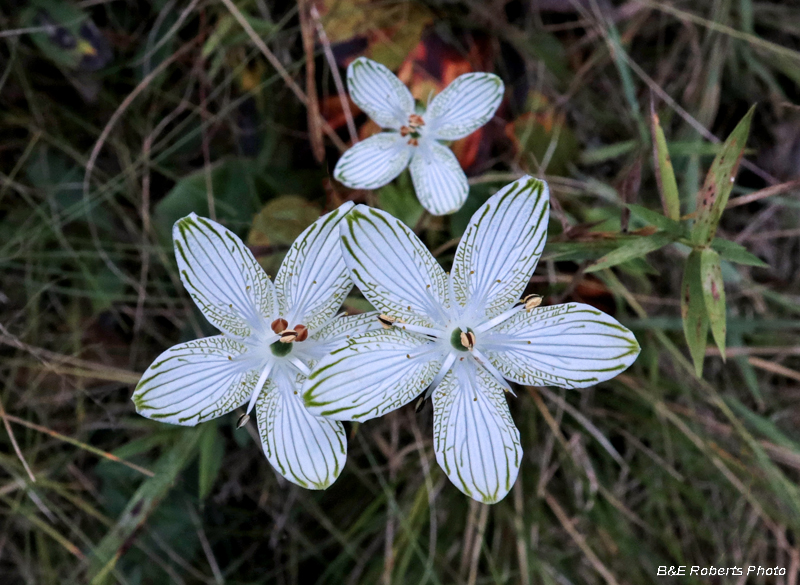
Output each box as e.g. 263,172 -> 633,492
270,340 -> 293,357
450,328 -> 475,352
269,318 -> 309,356
399,114 -> 425,146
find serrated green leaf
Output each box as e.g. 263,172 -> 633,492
198,422 -> 224,500
585,232 -> 675,273
692,106 -> 755,245
710,237 -> 769,267
700,248 -> 726,359
650,107 -> 681,220
681,250 -> 708,377
627,204 -> 685,235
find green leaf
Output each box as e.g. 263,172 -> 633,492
508,95 -> 580,176
692,105 -> 755,245
542,239 -> 633,263
377,172 -> 424,228
725,396 -> 800,453
450,181 -> 501,238
580,140 -> 637,164
201,13 -> 277,58
247,195 -> 322,247
650,107 -> 681,220
88,429 -> 202,584
700,248 -> 726,359
585,232 -> 675,273
627,204 -> 685,235
198,422 -> 224,500
154,159 -> 265,241
710,237 -> 769,267
524,32 -> 571,83
681,250 -> 709,377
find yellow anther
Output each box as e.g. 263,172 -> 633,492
460,331 -> 476,351
378,314 -> 396,329
279,329 -> 298,343
408,114 -> 425,128
523,294 -> 543,311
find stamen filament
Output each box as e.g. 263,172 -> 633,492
424,353 -> 457,401
472,348 -> 516,396
289,356 -> 312,377
396,322 -> 444,338
247,362 -> 274,415
474,304 -> 525,333
309,311 -> 347,337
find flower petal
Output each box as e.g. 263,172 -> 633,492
275,202 -> 354,331
347,56 -> 414,129
340,205 -> 450,327
174,214 -> 276,337
433,360 -> 521,504
257,369 -> 346,489
427,73 -> 504,140
297,311 -> 382,366
303,328 -> 443,421
409,142 -> 469,216
451,176 -> 549,319
333,133 -> 412,190
483,303 -> 640,388
133,336 -> 256,426
312,311 -> 382,342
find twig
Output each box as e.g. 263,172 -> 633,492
408,412 -> 439,583
217,0 -> 347,152
310,4 -> 358,143
298,0 -> 325,162
186,501 -> 225,584
198,8 -> 217,220
0,397 -> 36,482
747,357 -> 800,383
4,415 -> 154,477
82,40 -> 198,294
726,179 -> 800,209
382,413 -> 400,585
459,499 -> 478,579
0,325 -> 141,384
466,503 -> 489,585
543,490 -> 621,585
512,480 -> 530,585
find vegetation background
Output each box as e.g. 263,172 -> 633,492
2,0 -> 800,583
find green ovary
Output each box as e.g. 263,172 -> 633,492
270,341 -> 293,357
450,328 -> 473,352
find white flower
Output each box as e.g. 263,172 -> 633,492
333,57 -> 504,216
133,203 -> 377,489
303,176 -> 640,503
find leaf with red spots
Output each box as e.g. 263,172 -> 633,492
681,250 -> 709,377
692,106 -> 755,245
700,248 -> 727,360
